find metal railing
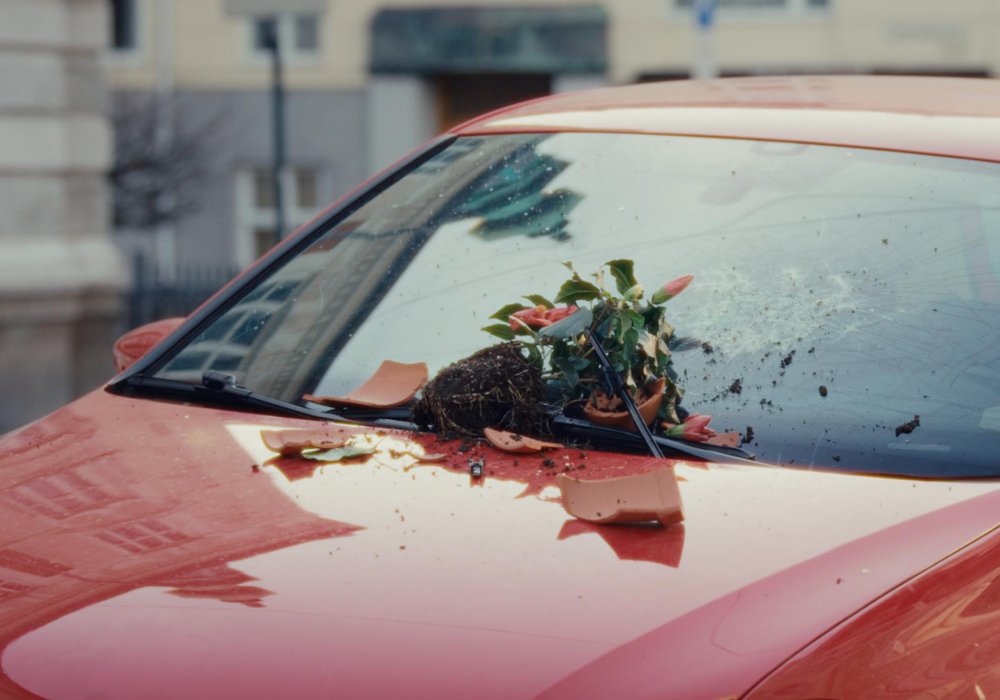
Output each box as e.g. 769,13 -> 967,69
127,254 -> 239,329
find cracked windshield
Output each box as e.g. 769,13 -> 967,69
156,132 -> 1000,477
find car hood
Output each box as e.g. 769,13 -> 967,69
0,390 -> 998,700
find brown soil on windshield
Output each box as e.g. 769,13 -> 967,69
414,342 -> 549,438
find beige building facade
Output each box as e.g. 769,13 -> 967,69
111,0 -> 1000,91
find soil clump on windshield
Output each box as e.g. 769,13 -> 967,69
414,343 -> 549,438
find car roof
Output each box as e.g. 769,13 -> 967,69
452,75 -> 1000,164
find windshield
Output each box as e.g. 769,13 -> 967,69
152,133 -> 1000,477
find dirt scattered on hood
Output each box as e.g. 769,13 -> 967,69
894,415 -> 920,437
780,350 -> 796,369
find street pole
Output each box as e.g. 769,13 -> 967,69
692,0 -> 718,80
263,19 -> 286,245
154,0 -> 177,278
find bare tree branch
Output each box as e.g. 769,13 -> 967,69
109,93 -> 224,229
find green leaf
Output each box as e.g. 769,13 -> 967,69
628,310 -> 646,332
554,355 -> 592,389
555,276 -> 601,304
642,304 -> 664,332
622,327 -> 640,370
537,307 -> 593,340
595,314 -> 614,339
482,324 -> 516,341
524,294 -> 554,309
611,308 -> 633,342
607,259 -> 638,296
302,445 -> 377,462
490,303 -> 528,322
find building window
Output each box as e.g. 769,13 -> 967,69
250,13 -> 321,58
236,166 -> 324,264
109,0 -> 138,51
252,15 -> 279,52
294,14 -> 320,52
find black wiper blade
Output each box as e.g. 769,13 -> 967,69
115,371 -> 353,423
552,414 -> 758,465
117,371 -> 342,421
198,372 -> 419,430
197,370 -> 347,421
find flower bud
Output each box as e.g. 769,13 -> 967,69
651,274 -> 693,305
662,412 -> 716,443
624,284 -> 644,301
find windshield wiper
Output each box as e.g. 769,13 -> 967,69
115,371 -> 417,429
118,371 -> 756,463
552,414 -> 757,464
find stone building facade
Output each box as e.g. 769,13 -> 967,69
0,0 -> 125,432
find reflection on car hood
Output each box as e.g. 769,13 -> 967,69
0,390 -> 998,699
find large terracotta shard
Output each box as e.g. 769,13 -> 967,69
557,468 -> 684,527
260,429 -> 350,456
303,360 -> 428,409
483,427 -> 562,454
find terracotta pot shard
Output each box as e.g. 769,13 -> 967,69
483,427 -> 563,454
260,429 -> 350,456
557,468 -> 684,527
303,360 -> 428,409
582,377 -> 665,432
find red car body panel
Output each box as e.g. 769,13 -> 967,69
0,390 -> 997,698
747,521 -> 1000,698
453,75 -> 1000,165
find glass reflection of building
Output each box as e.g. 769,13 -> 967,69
0,397 -> 355,674
158,137 -> 582,404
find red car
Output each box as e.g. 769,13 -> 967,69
3,75 -> 1000,699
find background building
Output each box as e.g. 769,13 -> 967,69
0,0 -> 124,432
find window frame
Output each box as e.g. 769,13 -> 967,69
107,0 -> 146,61
233,165 -> 328,268
246,12 -> 322,63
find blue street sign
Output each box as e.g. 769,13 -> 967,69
695,0 -> 716,28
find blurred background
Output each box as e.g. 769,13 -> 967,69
2,0 -> 998,433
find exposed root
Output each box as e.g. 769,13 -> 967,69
414,343 -> 549,438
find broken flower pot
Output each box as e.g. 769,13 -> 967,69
557,467 -> 684,527
582,377 -> 665,432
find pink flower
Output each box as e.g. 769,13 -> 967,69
650,274 -> 694,305
509,304 -> 577,330
663,413 -> 717,443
